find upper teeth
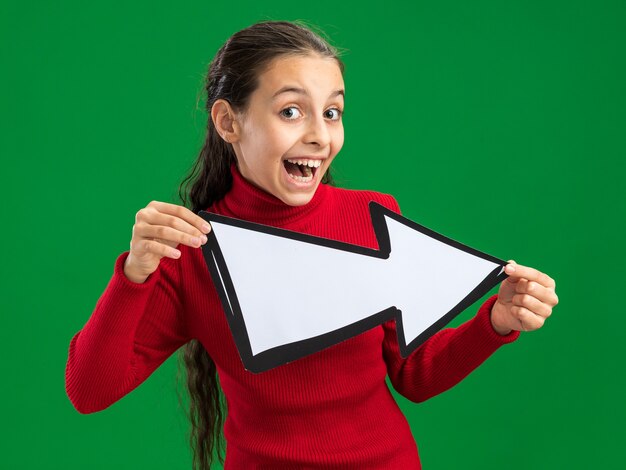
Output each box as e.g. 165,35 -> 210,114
286,159 -> 322,168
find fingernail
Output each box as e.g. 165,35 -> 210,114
506,264 -> 516,273
201,235 -> 208,243
202,223 -> 211,232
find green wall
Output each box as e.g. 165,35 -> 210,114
1,1 -> 624,468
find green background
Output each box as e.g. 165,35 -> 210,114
1,0 -> 624,468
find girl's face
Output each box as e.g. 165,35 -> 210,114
228,54 -> 345,206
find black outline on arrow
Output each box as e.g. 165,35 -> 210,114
199,201 -> 508,374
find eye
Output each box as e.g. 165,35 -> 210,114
325,107 -> 343,121
280,106 -> 302,120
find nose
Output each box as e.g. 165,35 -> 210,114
303,113 -> 331,148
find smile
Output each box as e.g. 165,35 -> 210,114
283,158 -> 322,183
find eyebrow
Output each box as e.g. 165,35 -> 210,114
271,86 -> 345,101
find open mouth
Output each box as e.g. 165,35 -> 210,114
283,158 -> 322,183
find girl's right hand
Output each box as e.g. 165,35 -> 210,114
123,201 -> 212,283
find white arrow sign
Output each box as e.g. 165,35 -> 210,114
199,201 -> 508,373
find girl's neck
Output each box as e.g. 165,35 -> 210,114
215,162 -> 329,226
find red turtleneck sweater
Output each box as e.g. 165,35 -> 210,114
65,164 -> 519,468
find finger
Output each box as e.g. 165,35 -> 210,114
504,262 -> 556,290
148,202 -> 211,235
140,224 -> 207,249
147,201 -> 212,235
513,305 -> 546,331
132,220 -> 175,251
512,293 -> 553,319
516,280 -> 559,307
137,207 -> 208,240
131,238 -> 181,259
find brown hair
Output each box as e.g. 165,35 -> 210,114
176,20 -> 346,469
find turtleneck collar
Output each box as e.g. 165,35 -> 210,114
214,162 -> 329,227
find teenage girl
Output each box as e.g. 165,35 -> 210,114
65,20 -> 559,469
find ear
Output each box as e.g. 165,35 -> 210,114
211,99 -> 242,144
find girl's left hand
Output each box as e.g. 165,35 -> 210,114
490,260 -> 559,335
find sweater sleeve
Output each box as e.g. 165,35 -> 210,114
65,250 -> 191,414
377,193 -> 520,403
382,295 -> 519,403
